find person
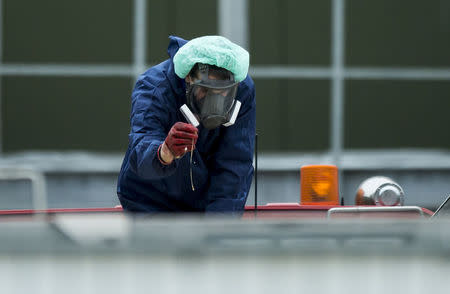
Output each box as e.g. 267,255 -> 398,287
116,35 -> 256,214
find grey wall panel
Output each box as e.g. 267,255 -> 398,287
343,170 -> 450,210
346,0 -> 450,67
45,173 -> 120,208
3,0 -> 132,63
248,170 -> 450,210
2,77 -> 132,152
344,79 -> 450,149
250,0 -> 331,65
0,180 -> 32,209
247,171 -> 300,205
2,0 -> 449,154
0,170 -> 448,210
255,78 -> 330,151
0,173 -> 120,210
146,0 -> 217,64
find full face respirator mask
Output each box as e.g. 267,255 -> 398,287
180,64 -> 241,130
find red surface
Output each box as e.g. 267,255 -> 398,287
0,207 -> 123,215
421,208 -> 434,215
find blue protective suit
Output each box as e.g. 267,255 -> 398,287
116,36 -> 255,214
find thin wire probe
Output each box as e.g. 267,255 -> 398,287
190,138 -> 195,191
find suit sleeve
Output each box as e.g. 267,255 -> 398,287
205,79 -> 256,214
127,77 -> 179,180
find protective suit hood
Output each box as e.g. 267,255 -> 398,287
167,35 -> 188,61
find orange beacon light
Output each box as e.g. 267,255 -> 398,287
300,165 -> 339,205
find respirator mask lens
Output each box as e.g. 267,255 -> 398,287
188,83 -> 238,129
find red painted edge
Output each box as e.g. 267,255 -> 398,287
0,207 -> 123,215
0,205 -> 434,216
421,207 -> 434,216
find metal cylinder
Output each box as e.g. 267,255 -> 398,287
355,176 -> 404,206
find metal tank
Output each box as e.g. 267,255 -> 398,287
355,176 -> 404,206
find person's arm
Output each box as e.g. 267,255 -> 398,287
205,79 -> 256,214
127,77 -> 197,179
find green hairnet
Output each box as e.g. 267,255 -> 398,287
173,36 -> 249,82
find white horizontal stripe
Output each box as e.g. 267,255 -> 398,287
346,67 -> 450,80
1,64 -> 450,80
250,66 -> 332,78
0,150 -> 449,172
251,66 -> 450,80
0,64 -> 134,77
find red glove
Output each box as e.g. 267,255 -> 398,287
164,122 -> 198,158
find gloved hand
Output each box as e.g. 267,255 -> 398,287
160,122 -> 198,163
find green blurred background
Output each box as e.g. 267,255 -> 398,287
2,0 -> 450,153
